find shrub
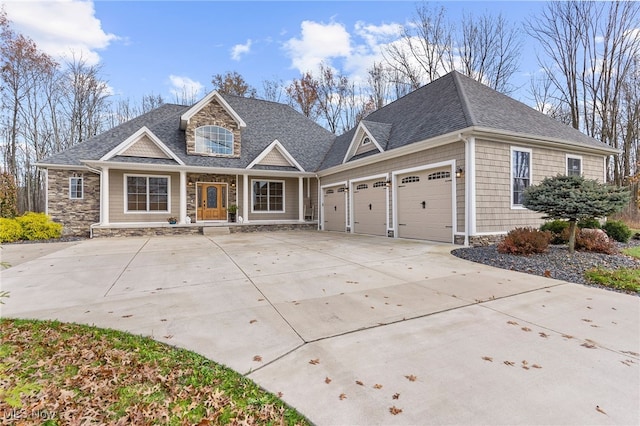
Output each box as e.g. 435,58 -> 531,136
578,217 -> 601,229
15,212 -> 62,241
0,218 -> 22,242
497,227 -> 551,255
602,220 -> 632,243
540,220 -> 569,244
575,229 -> 617,254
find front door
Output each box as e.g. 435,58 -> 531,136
198,183 -> 227,220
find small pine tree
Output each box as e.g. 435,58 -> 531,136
523,175 -> 629,253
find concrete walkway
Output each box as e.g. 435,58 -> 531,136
1,232 -> 638,425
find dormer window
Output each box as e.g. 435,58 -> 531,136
195,125 -> 233,155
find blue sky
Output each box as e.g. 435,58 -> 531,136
3,1 -> 547,105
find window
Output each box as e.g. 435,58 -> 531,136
401,176 -> 420,184
512,148 -> 531,206
428,171 -> 451,180
373,181 -> 387,188
126,175 -> 169,212
356,183 -> 368,190
69,176 -> 83,199
567,155 -> 582,176
252,180 -> 284,212
362,136 -> 371,145
195,125 -> 233,155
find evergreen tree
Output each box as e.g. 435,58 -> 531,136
523,175 -> 629,253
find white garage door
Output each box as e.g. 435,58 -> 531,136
323,186 -> 347,232
396,167 -> 453,242
352,179 -> 387,236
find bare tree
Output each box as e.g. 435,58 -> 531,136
527,0 -> 640,183
383,4 -> 453,88
285,72 -> 319,120
457,12 -> 522,93
211,71 -> 257,97
260,77 -> 286,102
61,54 -> 111,145
316,62 -> 351,134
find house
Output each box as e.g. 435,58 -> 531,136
38,71 -> 617,245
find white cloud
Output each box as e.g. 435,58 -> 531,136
168,75 -> 204,102
283,20 -> 352,73
3,0 -> 118,66
231,39 -> 252,61
284,19 -> 406,86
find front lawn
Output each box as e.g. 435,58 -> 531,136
0,319 -> 309,425
584,268 -> 640,294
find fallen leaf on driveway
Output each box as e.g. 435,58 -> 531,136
325,377 -> 332,384
249,319 -> 257,324
521,327 -> 532,332
503,361 -> 515,366
482,356 -> 493,362
121,314 -> 133,318
339,393 -> 347,400
404,374 -> 416,382
507,321 -> 519,325
596,405 -> 607,415
393,393 -> 400,399
389,406 -> 403,415
581,342 -> 597,349
355,380 -> 364,386
253,355 -> 262,362
309,358 -> 320,365
373,384 -> 383,389
532,364 -> 542,369
539,332 -> 549,338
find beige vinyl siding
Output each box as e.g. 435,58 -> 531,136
247,176 -> 300,221
355,140 -> 378,156
321,142 -> 465,233
258,149 -> 293,167
121,135 -> 170,159
109,170 -> 180,222
474,139 -> 606,233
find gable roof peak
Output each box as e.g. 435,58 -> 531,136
180,91 -> 247,130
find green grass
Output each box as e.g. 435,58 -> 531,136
584,267 -> 640,294
622,246 -> 640,259
0,318 -> 309,425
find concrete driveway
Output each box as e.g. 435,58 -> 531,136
1,231 -> 638,425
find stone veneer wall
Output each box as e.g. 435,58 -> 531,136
468,234 -> 505,247
47,169 -> 100,237
185,99 -> 241,158
91,223 -> 317,238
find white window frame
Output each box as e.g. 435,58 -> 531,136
69,175 -> 83,200
124,174 -> 171,214
510,147 -> 532,209
251,179 -> 285,213
194,125 -> 234,156
566,154 -> 582,176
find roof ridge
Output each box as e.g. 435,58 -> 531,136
450,71 -> 477,126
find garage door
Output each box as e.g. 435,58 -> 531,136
353,179 -> 387,236
323,186 -> 347,232
396,167 -> 453,242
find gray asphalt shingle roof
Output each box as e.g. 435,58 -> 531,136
42,94 -> 335,172
319,71 -> 612,169
42,72 -> 612,173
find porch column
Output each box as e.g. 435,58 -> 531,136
242,174 -> 249,223
101,167 -> 109,224
298,176 -> 304,222
179,171 -> 187,224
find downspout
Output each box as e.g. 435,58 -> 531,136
316,176 -> 321,230
458,133 -> 475,246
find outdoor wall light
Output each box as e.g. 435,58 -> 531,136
456,167 -> 464,178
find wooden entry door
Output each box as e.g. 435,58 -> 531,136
198,183 -> 227,220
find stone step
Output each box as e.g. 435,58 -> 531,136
203,226 -> 231,236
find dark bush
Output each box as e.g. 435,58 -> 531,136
540,220 -> 569,244
578,217 -> 601,229
575,229 -> 617,254
497,227 -> 551,255
602,220 -> 632,243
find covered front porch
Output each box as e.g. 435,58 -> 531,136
91,166 -> 319,237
